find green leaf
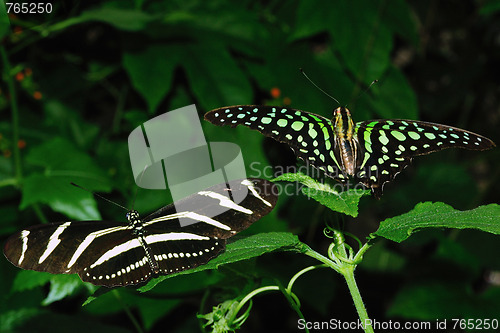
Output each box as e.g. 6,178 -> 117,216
22,175 -> 101,220
84,288 -> 180,330
42,275 -> 84,305
47,8 -> 155,33
373,202 -> 500,243
139,232 -> 300,292
181,42 -> 253,110
359,241 -> 406,272
43,100 -> 100,149
138,299 -> 180,331
368,66 -> 418,119
123,45 -> 181,113
13,271 -> 53,292
328,0 -> 393,80
198,299 -> 240,333
388,282 -> 500,319
0,308 -> 131,333
0,308 -> 41,332
479,0 -> 500,16
382,0 -> 419,46
291,0 -> 333,41
20,138 -> 111,220
272,173 -> 369,217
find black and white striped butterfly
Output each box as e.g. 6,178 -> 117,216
3,178 -> 277,287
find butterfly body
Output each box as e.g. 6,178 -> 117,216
332,107 -> 362,177
205,106 -> 495,198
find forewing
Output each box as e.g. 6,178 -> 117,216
205,106 -> 346,181
356,119 -> 496,197
4,221 -> 127,274
143,178 -> 278,239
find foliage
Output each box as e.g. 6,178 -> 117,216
374,202 -> 500,242
1,1 -> 499,332
272,172 -> 370,217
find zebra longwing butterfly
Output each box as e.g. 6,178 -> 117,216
205,106 -> 495,198
3,178 -> 277,287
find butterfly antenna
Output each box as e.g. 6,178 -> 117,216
349,79 -> 378,106
300,68 -> 341,106
70,182 -> 129,211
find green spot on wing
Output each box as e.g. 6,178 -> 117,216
408,131 -> 420,140
308,125 -> 318,138
391,131 -> 406,141
379,132 -> 389,145
425,133 -> 436,140
277,119 -> 288,127
291,121 -> 304,131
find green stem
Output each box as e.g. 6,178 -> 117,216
112,290 -> 144,333
353,242 -> 373,263
32,203 -> 48,224
277,284 -> 309,333
230,285 -> 279,322
341,265 -> 374,333
0,45 -> 23,184
302,238 -> 375,333
287,264 -> 326,292
303,247 -> 341,274
229,282 -> 311,333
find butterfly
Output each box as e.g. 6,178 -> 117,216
205,106 -> 495,198
3,178 -> 277,287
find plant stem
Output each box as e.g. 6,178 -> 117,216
341,265 -> 374,333
353,242 -> 373,263
112,289 -> 144,333
0,46 -> 23,184
302,240 -> 375,333
303,247 -> 341,274
230,283 -> 311,333
232,285 -> 279,317
287,264 -> 326,292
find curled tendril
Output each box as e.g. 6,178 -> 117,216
323,227 -> 335,238
343,231 -> 363,250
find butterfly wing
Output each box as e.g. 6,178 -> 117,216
355,119 -> 496,197
142,178 -> 278,275
205,106 -> 347,181
2,221 -> 151,286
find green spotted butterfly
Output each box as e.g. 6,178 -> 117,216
204,106 -> 495,198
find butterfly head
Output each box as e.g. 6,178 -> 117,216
126,210 -> 140,223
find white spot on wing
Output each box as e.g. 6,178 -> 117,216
145,232 -> 209,243
18,230 -> 30,265
198,191 -> 253,214
145,211 -> 232,230
67,226 -> 128,268
90,238 -> 142,269
38,222 -> 72,264
241,179 -> 272,207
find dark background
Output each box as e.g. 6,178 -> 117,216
1,0 -> 499,332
